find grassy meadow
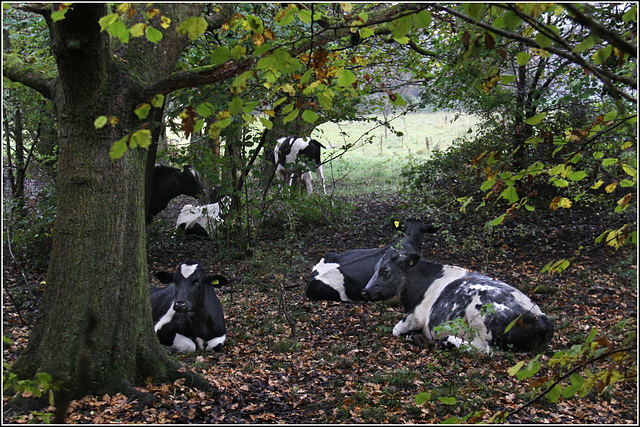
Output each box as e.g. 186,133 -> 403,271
311,111 -> 479,194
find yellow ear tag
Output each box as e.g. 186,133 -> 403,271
211,279 -> 219,285
409,259 -> 414,266
394,221 -> 400,229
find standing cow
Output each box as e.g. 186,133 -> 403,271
151,260 -> 228,352
176,196 -> 232,238
305,219 -> 438,302
271,136 -> 326,195
148,165 -> 204,221
362,248 -> 554,354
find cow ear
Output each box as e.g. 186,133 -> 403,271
156,271 -> 175,283
407,252 -> 421,267
206,275 -> 228,287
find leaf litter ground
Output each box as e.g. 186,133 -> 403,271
3,192 -> 637,424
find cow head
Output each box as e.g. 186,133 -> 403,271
361,248 -> 420,301
156,261 -> 228,313
180,166 -> 204,198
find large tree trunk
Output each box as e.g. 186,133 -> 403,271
10,3 -> 207,403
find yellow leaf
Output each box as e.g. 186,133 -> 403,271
605,182 -> 617,193
217,110 -> 230,120
130,23 -> 146,37
117,3 -> 130,13
281,83 -> 295,96
160,16 -> 171,29
340,3 -> 353,13
265,109 -> 275,117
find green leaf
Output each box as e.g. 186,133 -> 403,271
229,97 -> 244,115
145,26 -> 163,44
134,103 -> 151,120
414,10 -> 432,28
546,384 -> 562,403
151,94 -> 165,108
548,163 -> 565,175
281,103 -> 294,115
94,116 -> 108,129
231,70 -> 253,94
257,48 -> 302,74
593,45 -> 612,65
337,69 -> 357,87
488,213 -> 506,227
603,110 -> 618,121
535,32 -> 553,49
552,178 -> 569,188
107,19 -> 130,44
259,117 -> 273,129
516,51 -> 531,66
131,129 -> 151,148
499,186 -> 519,203
442,417 -> 460,424
480,178 -> 496,191
389,14 -> 413,39
508,360 -> 525,376
516,359 -> 541,380
282,108 -> 299,124
568,171 -> 587,181
602,158 -> 618,167
51,8 -> 69,22
504,314 -> 523,334
109,136 -> 128,160
360,27 -> 375,39
99,14 -> 119,31
524,112 -> 547,125
194,119 -> 204,134
243,101 -> 259,113
621,163 -> 636,178
415,392 -> 431,405
301,109 -> 319,123
177,16 -> 208,41
437,396 -> 457,405
211,46 -> 231,65
572,35 -> 599,53
247,15 -> 264,33
500,75 -> 516,84
562,374 -> 585,399
196,102 -> 214,118
216,117 -> 233,129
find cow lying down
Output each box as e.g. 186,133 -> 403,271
306,219 -> 438,302
176,196 -> 231,238
362,248 -> 554,354
151,260 -> 228,353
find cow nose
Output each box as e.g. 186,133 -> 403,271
174,301 -> 188,312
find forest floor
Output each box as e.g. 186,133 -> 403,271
3,189 -> 638,424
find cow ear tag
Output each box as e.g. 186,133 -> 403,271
409,259 -> 414,266
210,279 -> 219,285
394,220 -> 400,229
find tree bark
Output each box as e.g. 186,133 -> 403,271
9,3 -> 208,402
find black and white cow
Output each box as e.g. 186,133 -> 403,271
176,196 -> 232,238
305,219 -> 438,302
361,248 -> 554,354
271,136 -> 326,195
148,165 -> 204,220
151,260 -> 228,353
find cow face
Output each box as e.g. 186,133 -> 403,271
361,248 -> 420,301
180,166 -> 204,198
156,262 -> 227,313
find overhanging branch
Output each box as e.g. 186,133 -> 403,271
2,53 -> 55,99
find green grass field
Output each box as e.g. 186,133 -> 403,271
311,111 -> 479,194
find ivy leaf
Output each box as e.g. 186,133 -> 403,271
145,26 -> 163,44
177,16 -> 208,41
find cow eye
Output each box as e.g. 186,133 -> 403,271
381,267 -> 390,276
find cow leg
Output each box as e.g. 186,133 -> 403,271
315,164 -> 326,195
392,313 -> 418,336
303,172 -> 313,195
171,333 -> 197,353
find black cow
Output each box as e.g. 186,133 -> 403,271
151,260 -> 228,352
148,165 -> 204,220
305,219 -> 438,302
362,248 -> 554,354
271,137 -> 326,195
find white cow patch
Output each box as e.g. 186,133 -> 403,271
181,263 -> 198,278
154,304 -> 176,332
312,258 -> 349,301
176,198 -> 230,236
172,333 -> 197,353
464,294 -> 493,354
511,289 -> 543,315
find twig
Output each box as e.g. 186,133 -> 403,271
508,345 -> 636,419
4,227 -> 34,296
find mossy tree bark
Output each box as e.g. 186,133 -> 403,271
6,3 -> 211,402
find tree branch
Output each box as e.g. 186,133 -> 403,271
204,3 -> 237,32
2,53 -> 55,99
563,4 -> 637,58
431,4 -> 637,103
